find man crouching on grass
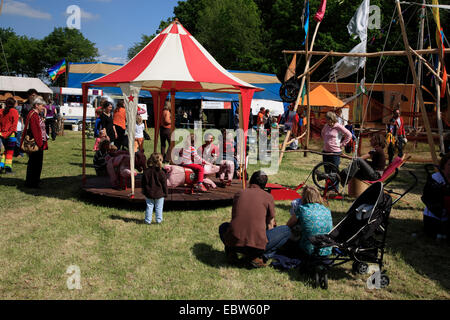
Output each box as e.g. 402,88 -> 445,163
219,171 -> 291,268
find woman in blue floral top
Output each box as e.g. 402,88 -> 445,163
287,186 -> 333,256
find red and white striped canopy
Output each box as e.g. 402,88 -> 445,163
85,20 -> 262,94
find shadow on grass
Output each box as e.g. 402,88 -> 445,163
0,175 -> 84,200
191,243 -> 232,269
69,162 -> 95,169
386,216 -> 450,290
191,242 -> 352,288
110,215 -> 145,225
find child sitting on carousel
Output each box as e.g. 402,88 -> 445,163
180,133 -> 212,193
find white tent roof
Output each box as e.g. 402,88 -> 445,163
0,76 -> 52,94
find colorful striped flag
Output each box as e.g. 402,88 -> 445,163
302,1 -> 310,45
48,59 -> 67,81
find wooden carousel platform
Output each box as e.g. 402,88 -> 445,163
82,176 -> 244,204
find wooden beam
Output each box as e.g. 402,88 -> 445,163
396,0 -> 439,166
410,47 -> 443,83
283,48 -> 450,57
296,52 -> 332,79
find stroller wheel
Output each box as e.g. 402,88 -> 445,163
352,262 -> 369,275
380,274 -> 390,288
314,268 -> 329,290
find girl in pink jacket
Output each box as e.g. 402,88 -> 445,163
321,111 -> 353,172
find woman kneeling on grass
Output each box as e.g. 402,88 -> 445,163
286,186 -> 333,257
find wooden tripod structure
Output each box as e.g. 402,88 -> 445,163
279,0 -> 448,166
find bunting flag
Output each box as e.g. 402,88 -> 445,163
347,0 -> 370,41
314,0 -> 327,22
284,54 -> 297,82
330,0 -> 369,81
330,41 -> 367,82
48,59 -> 67,81
302,1 -> 310,45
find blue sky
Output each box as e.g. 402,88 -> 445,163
0,0 -> 182,64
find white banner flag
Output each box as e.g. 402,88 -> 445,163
330,41 -> 367,81
347,0 -> 370,41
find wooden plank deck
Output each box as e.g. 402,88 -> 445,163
82,176 -> 244,204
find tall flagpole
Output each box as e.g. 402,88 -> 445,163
279,20 -> 322,164
396,0 -> 439,165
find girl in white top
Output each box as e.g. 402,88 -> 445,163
135,115 -> 145,152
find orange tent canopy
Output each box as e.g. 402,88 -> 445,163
299,85 -> 349,108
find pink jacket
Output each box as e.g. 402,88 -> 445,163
321,123 -> 352,153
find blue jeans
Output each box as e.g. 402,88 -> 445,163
15,131 -> 23,157
322,153 -> 341,171
145,198 -> 164,224
264,226 -> 291,260
219,223 -> 291,260
323,153 -> 341,191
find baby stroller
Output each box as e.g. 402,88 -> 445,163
306,182 -> 393,289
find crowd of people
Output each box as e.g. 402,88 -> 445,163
2,91 -> 448,271
0,89 -> 59,188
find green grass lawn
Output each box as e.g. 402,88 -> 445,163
0,130 -> 449,300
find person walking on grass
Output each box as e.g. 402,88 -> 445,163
21,96 -> 48,188
44,99 -> 58,141
141,153 -> 168,225
0,98 -> 19,174
321,111 -> 353,173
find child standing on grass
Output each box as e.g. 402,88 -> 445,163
135,115 -> 145,153
141,153 -> 168,225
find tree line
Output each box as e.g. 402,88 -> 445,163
0,27 -> 98,86
129,0 -> 448,84
0,0 -> 447,86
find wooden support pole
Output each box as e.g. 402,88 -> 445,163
81,85 -> 89,186
296,52 -> 331,80
410,48 -> 443,83
238,94 -> 246,189
435,62 -> 445,154
396,0 -> 439,165
283,48 -> 450,57
279,21 -> 322,165
169,90 -> 176,163
305,72 -> 311,158
154,93 -> 161,153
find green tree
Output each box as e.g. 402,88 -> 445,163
0,28 -> 45,78
41,27 -> 98,85
173,0 -> 208,36
196,0 -> 269,71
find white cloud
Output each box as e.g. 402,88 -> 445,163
98,55 -> 127,65
63,7 -> 100,21
3,0 -> 52,20
80,9 -> 100,21
108,44 -> 125,52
